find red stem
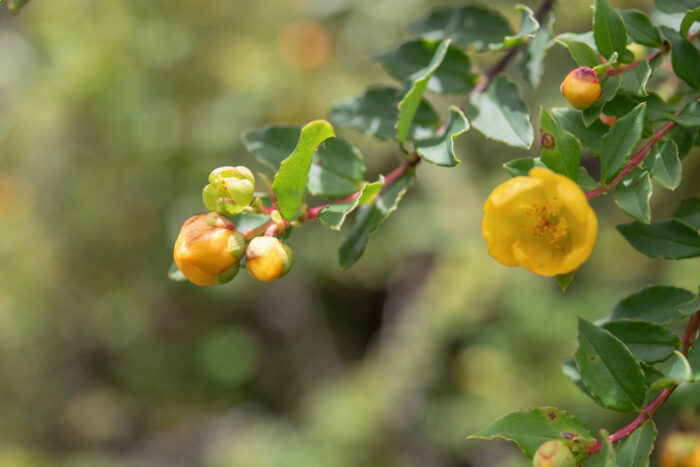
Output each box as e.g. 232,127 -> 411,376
606,47 -> 667,76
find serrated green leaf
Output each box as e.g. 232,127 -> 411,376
575,318 -> 646,412
661,26 -> 700,89
673,101 -> 700,128
377,40 -> 477,94
503,157 -> 546,177
617,219 -> 700,259
468,408 -> 594,458
594,0 -> 628,59
397,39 -> 450,143
468,74 -> 533,148
644,93 -> 675,122
644,139 -> 681,190
681,7 -> 700,37
674,198 -> 700,229
587,429 -> 614,467
552,107 -> 609,156
611,420 -> 657,467
669,125 -> 698,159
539,107 -> 581,181
611,285 -> 698,324
338,170 -> 415,268
655,0 -> 700,14
601,319 -> 681,363
555,270 -> 577,292
408,5 -> 513,51
272,120 -> 335,221
582,75 -> 621,126
520,12 -> 554,89
308,138 -> 365,198
330,86 -> 440,141
489,4 -> 539,51
621,60 -> 652,96
317,179 -> 384,231
415,106 -> 469,167
600,102 -> 646,183
168,262 -> 187,282
242,125 -> 301,171
614,169 -> 652,223
619,10 -> 664,47
578,167 -> 600,191
555,36 -> 600,68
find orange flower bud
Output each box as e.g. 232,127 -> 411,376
173,212 -> 245,286
532,440 -> 577,467
246,236 -> 294,282
560,67 -> 603,110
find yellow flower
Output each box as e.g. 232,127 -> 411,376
482,168 -> 597,277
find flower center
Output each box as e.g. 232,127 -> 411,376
525,199 -> 569,247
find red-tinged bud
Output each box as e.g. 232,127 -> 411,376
532,440 -> 577,467
560,67 -> 603,110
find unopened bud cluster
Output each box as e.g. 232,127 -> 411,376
203,166 -> 256,216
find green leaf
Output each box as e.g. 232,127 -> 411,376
231,213 -> 270,232
686,343 -> 700,381
408,5 -> 513,51
242,125 -> 301,171
617,219 -> 700,260
601,319 -> 681,363
611,285 -> 698,324
552,107 -> 609,156
674,198 -> 700,229
673,101 -> 700,128
503,157 -> 546,177
611,420 -> 657,467
614,169 -> 652,223
644,93 -> 675,122
330,86 -> 440,141
415,106 -> 469,167
662,350 -> 693,382
681,7 -> 700,37
600,102 -> 646,183
594,0 -> 628,59
619,10 -> 664,47
317,179 -> 384,231
489,4 -> 539,51
377,40 -> 477,94
587,429 -> 614,467
555,36 -> 601,68
582,75 -> 621,126
621,60 -> 652,96
561,357 -> 596,400
575,318 -> 646,412
661,26 -> 700,90
602,93 -> 641,119
272,120 -> 335,221
468,408 -> 594,458
338,170 -> 415,268
555,270 -> 577,292
308,138 -> 365,198
669,125 -> 699,158
520,11 -> 555,89
539,108 -> 581,181
644,139 -> 681,190
578,167 -> 600,191
397,39 -> 450,143
468,74 -> 533,149
168,262 -> 187,282
593,51 -> 619,76
655,0 -> 700,14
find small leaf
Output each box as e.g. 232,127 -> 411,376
555,36 -> 600,68
242,125 -> 301,171
601,319 -> 682,363
231,213 -> 270,232
611,420 -> 657,467
272,120 -> 335,221
561,357 -> 596,400
408,5 -> 513,51
489,4 -> 540,51
672,101 -> 700,128
552,107 -> 609,156
593,51 -> 619,75
662,350 -> 693,382
540,107 -> 581,181
681,7 -> 700,38
655,0 -> 700,14
575,318 -> 647,412
397,39 -> 451,143
468,407 -> 594,458
685,343 -> 700,381
614,169 -> 652,223
468,74 -> 534,149
619,10 -> 664,48
318,179 -> 384,231
582,75 -> 621,126
610,285 -> 697,324
617,219 -> 700,260
578,167 -> 600,191
644,139 -> 681,190
621,60 -> 652,96
555,270 -> 576,292
503,157 -> 546,177
415,106 -> 469,167
644,93 -> 675,122
308,138 -> 365,198
168,262 -> 187,282
669,125 -> 698,159
661,26 -> 700,90
674,198 -> 700,229
600,102 -> 646,184
594,0 -> 628,59
520,11 -> 555,89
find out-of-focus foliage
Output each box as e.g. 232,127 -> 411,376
0,0 -> 698,466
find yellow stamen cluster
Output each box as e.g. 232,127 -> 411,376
525,200 -> 569,247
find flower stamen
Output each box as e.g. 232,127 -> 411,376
525,199 -> 569,247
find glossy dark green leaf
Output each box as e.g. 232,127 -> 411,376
503,157 -> 545,177
555,36 -> 600,68
681,7 -> 700,37
469,407 -> 593,458
674,198 -> 700,229
611,285 -> 697,324
621,60 -> 652,96
619,10 -> 664,47
539,107 -> 581,180
520,12 -> 554,88
600,102 -> 646,183
669,125 -> 698,158
307,138 -> 365,198
338,170 -> 415,268
611,420 -> 657,467
617,219 -> 700,259
582,75 -> 621,126
594,0 -> 628,59
489,5 -> 539,51
602,319 -> 681,363
468,74 -> 533,149
643,139 -> 681,190
644,93 -> 675,122
242,125 -> 301,171
555,270 -> 577,292
655,0 -> 700,14
578,167 -> 600,191
575,318 -> 646,412
662,351 -> 693,382
552,107 -> 608,156
408,5 -> 513,51
661,26 -> 700,89
415,106 -> 469,167
602,93 -> 640,119
272,120 -> 335,220
614,169 -> 652,223
317,179 -> 384,231
330,86 -> 440,141
673,101 -> 700,128
377,40 -> 477,94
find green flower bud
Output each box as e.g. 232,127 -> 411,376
228,230 -> 246,261
216,262 -> 240,284
209,165 -> 255,185
532,440 -> 577,467
203,166 -> 256,216
246,236 -> 294,282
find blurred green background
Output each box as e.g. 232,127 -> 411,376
0,0 -> 698,465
